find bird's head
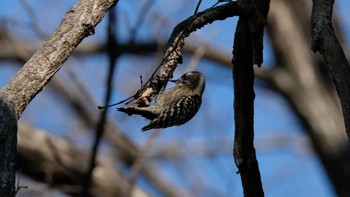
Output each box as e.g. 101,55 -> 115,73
169,71 -> 205,96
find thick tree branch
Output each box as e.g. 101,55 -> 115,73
0,0 -> 117,117
0,0 -> 117,195
232,0 -> 269,196
0,98 -> 17,196
17,122 -> 147,197
232,18 -> 263,197
311,0 -> 350,141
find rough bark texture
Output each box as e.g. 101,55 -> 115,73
311,0 -> 350,141
0,0 -> 117,195
1,0 -> 117,117
232,0 -> 269,196
0,96 -> 17,197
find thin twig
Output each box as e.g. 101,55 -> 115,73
81,7 -> 119,196
194,0 -> 203,15
128,0 -> 155,44
15,170 -> 28,195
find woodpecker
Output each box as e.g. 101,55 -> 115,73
117,71 -> 205,131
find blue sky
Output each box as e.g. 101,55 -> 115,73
1,0 -> 350,196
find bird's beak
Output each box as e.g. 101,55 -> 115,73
169,79 -> 177,83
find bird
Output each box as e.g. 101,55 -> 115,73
117,71 -> 205,131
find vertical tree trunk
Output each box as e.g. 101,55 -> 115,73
0,97 -> 17,197
311,0 -> 350,142
232,1 -> 269,196
233,18 -> 264,197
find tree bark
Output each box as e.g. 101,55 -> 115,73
233,19 -> 264,196
0,97 -> 17,197
232,0 -> 269,196
311,0 -> 350,141
1,0 -> 117,117
0,0 -> 117,195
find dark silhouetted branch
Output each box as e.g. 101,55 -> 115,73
311,0 -> 350,142
82,7 -> 119,196
232,0 -> 269,196
119,2 -> 242,107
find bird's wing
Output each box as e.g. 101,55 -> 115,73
117,106 -> 158,120
141,95 -> 201,131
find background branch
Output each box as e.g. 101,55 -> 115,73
82,6 -> 119,196
17,122 -> 148,197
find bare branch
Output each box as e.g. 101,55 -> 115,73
311,0 -> 350,141
122,2 -> 242,107
0,98 -> 17,196
0,0 -> 117,117
232,0 -> 269,196
17,122 -> 148,197
267,0 -> 350,195
0,0 -> 117,195
82,7 -> 119,196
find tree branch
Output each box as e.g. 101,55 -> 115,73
232,0 -> 269,196
267,0 -> 350,195
17,122 -> 148,197
311,0 -> 350,141
0,0 -> 117,117
0,0 -> 118,195
122,1 -> 242,107
0,98 -> 17,196
82,7 -> 119,196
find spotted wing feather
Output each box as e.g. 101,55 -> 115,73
141,95 -> 201,131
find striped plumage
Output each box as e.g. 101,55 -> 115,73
117,71 -> 205,131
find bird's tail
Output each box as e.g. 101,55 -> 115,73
117,106 -> 157,120
141,124 -> 153,132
